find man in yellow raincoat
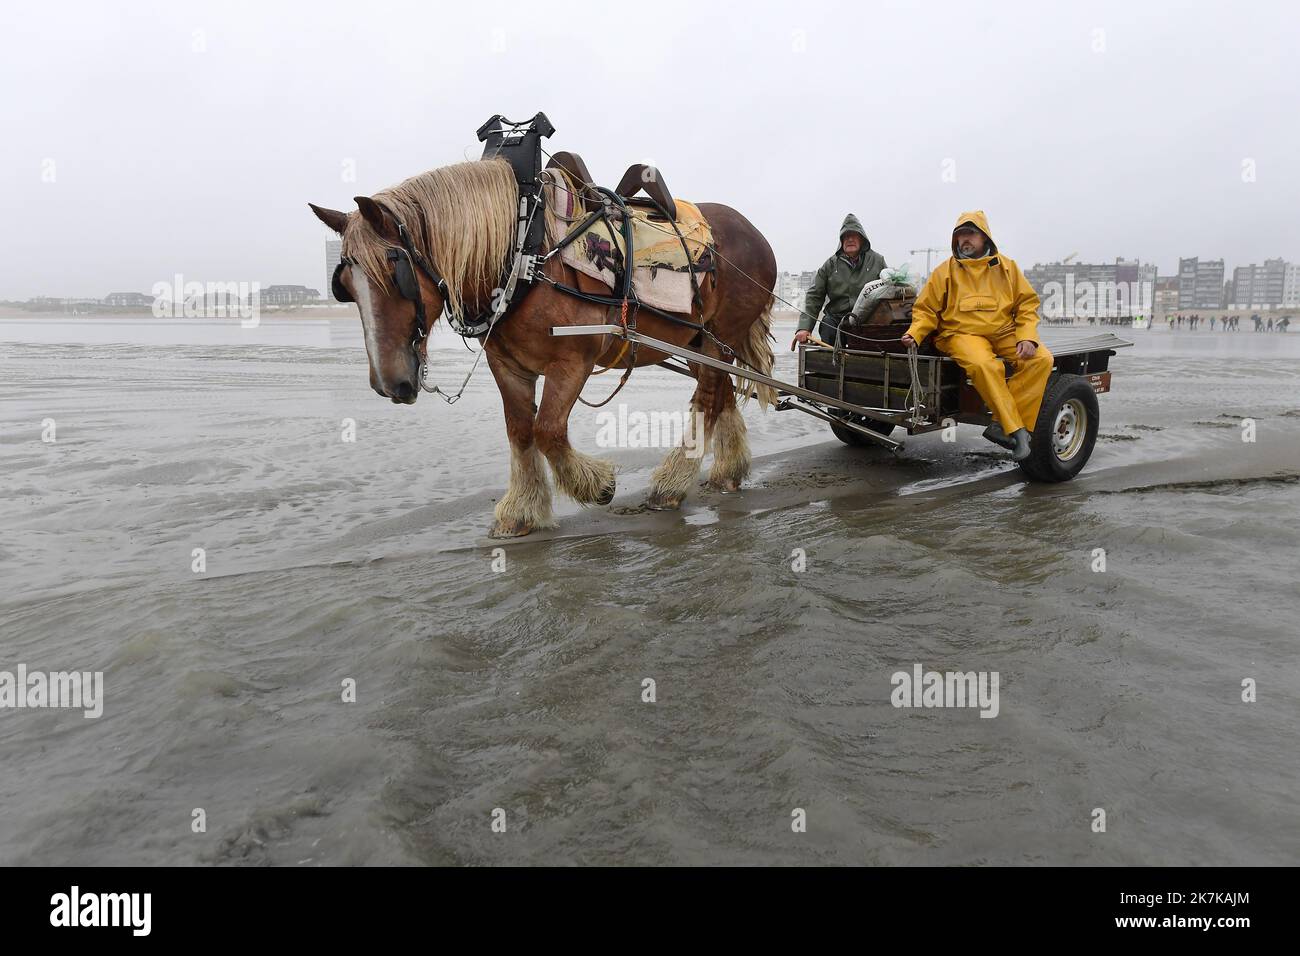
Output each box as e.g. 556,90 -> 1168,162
901,211 -> 1052,461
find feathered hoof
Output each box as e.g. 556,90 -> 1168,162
710,477 -> 741,493
646,491 -> 685,511
595,478 -> 616,506
489,519 -> 533,539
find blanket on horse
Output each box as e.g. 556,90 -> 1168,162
547,186 -> 713,314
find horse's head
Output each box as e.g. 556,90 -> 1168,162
309,197 -> 445,404
311,160 -> 522,404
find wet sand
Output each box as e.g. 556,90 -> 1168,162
1,317 -> 1297,865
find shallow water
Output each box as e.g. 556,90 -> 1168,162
2,318 -> 1298,865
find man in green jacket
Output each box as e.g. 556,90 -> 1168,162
793,213 -> 888,348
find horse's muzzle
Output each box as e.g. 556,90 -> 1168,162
376,379 -> 418,404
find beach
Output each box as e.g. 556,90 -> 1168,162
2,315 -> 1297,865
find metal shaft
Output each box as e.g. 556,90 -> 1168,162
550,323 -> 892,420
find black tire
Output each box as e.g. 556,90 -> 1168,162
830,415 -> 896,446
1019,373 -> 1100,482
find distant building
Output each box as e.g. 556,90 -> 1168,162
1114,258 -> 1157,288
263,285 -> 321,306
1025,261 -> 1069,296
775,271 -> 792,304
1231,258 -> 1287,308
27,296 -> 103,312
1284,263 -> 1300,308
775,270 -> 816,312
1024,258 -> 1156,318
104,292 -> 153,308
1177,257 -> 1225,309
1153,277 -> 1180,317
326,239 -> 343,302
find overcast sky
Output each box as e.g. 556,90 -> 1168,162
2,0 -> 1297,298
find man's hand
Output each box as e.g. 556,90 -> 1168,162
791,329 -> 811,350
1016,340 -> 1038,360
900,334 -> 916,348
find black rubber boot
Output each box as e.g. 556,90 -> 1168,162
982,422 -> 1016,449
1010,428 -> 1032,461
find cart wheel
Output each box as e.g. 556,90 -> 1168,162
830,416 -> 896,447
1019,373 -> 1099,482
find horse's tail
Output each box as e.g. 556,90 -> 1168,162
734,294 -> 777,409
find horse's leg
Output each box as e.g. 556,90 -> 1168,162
487,355 -> 555,538
707,385 -> 751,493
535,360 -> 617,506
647,362 -> 726,510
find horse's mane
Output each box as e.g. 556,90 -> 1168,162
341,158 -> 518,319
342,158 -> 587,319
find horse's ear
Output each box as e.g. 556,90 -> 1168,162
308,203 -> 349,235
354,196 -> 397,239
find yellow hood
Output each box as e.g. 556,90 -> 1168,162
905,210 -> 1041,345
952,209 -> 997,257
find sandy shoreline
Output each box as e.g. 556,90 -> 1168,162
2,325 -> 1298,865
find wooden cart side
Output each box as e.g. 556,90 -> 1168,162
799,346 -> 964,433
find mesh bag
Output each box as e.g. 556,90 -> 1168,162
849,265 -> 918,326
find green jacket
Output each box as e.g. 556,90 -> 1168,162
798,213 -> 888,332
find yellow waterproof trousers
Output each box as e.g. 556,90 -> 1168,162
936,327 -> 1054,433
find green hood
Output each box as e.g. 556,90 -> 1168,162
799,216 -> 888,331
838,213 -> 871,253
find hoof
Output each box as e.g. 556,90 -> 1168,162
489,520 -> 533,539
595,478 -> 616,506
646,492 -> 685,511
710,477 -> 741,494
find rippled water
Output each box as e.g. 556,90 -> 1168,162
2,318 -> 1298,864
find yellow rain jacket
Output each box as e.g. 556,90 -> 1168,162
905,210 -> 1042,345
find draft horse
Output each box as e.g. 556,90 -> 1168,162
310,157 -> 777,537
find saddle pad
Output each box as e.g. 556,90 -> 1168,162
548,189 -> 713,314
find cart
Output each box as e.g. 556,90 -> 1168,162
551,319 -> 1132,482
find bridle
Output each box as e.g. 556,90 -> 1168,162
331,210 -> 452,393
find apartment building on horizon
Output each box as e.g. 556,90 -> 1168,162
1177,257 -> 1226,309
